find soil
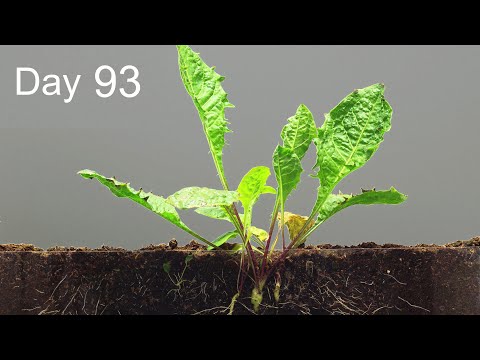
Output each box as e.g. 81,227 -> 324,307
0,238 -> 479,315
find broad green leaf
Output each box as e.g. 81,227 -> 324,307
311,84 -> 393,216
167,187 -> 239,210
237,166 -> 275,231
281,104 -> 317,160
277,211 -> 313,242
207,230 -> 238,250
195,207 -> 231,221
177,45 -> 234,190
317,187 -> 407,226
194,207 -> 244,223
249,226 -> 269,242
78,170 -> 215,247
273,146 -> 302,209
296,187 -> 406,247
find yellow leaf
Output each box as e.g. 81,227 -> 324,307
249,226 -> 269,242
277,212 -> 313,241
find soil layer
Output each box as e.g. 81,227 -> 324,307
0,239 -> 479,315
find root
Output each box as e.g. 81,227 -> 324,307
251,288 -> 263,313
383,273 -> 407,286
397,296 -> 430,313
193,306 -> 229,315
228,293 -> 239,315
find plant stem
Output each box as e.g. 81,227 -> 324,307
246,243 -> 258,284
184,228 -> 219,249
297,220 -> 321,245
293,190 -> 331,245
263,237 -> 299,281
270,228 -> 281,256
231,205 -> 243,229
250,245 -> 264,255
293,213 -> 315,246
237,252 -> 246,292
261,198 -> 279,276
224,206 -> 243,236
227,204 -> 259,285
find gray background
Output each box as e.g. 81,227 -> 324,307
0,45 -> 478,249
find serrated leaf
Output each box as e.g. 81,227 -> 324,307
237,166 -> 275,231
207,230 -> 238,250
277,211 -> 313,242
311,84 -> 394,216
194,207 -> 244,223
281,104 -> 317,160
167,187 -> 239,210
177,45 -> 234,190
249,226 -> 269,242
78,170 -> 215,246
195,207 -> 231,221
273,105 -> 317,222
317,187 -> 407,226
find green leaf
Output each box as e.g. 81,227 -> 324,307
78,170 -> 216,247
237,166 -> 275,231
281,104 -> 317,160
273,146 -> 302,209
194,207 -> 244,223
272,105 -> 317,224
167,187 -> 239,210
177,45 -> 234,191
249,226 -> 269,242
262,186 -> 277,195
228,244 -> 243,253
163,261 -> 171,274
317,187 -> 407,226
207,230 -> 238,250
195,207 -> 231,221
311,84 -> 393,216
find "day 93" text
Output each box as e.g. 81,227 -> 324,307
16,65 -> 141,103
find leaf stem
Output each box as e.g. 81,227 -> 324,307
270,229 -> 281,256
231,205 -> 245,234
225,204 -> 259,285
183,228 -> 219,249
298,222 -> 319,244
293,189 -> 331,245
263,243 -> 293,281
237,252 -> 246,292
261,197 -> 279,276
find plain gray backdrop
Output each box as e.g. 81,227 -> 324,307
0,45 -> 478,249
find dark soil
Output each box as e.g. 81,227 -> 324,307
0,238 -> 479,315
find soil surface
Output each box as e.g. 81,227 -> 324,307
0,238 -> 479,315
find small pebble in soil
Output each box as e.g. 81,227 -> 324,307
168,239 -> 178,250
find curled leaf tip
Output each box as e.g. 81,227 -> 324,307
78,169 -> 97,179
